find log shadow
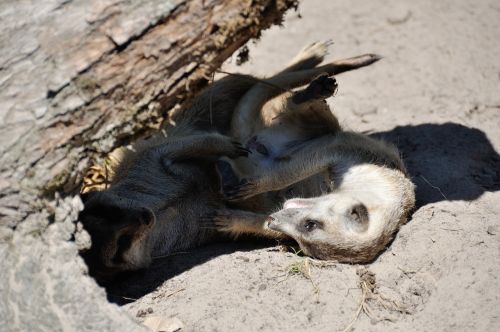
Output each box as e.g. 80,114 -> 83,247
371,122 -> 500,207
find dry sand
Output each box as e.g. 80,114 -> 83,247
113,0 -> 500,330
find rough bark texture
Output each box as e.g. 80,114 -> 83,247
0,0 -> 297,330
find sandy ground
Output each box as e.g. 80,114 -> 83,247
113,0 -> 500,330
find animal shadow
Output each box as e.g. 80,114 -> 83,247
106,122 -> 499,304
371,122 -> 500,207
105,239 -> 274,305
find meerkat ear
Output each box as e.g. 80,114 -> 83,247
349,204 -> 369,232
80,191 -> 155,230
136,207 -> 155,227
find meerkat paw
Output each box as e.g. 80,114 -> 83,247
214,136 -> 251,159
216,159 -> 240,189
308,74 -> 338,99
200,210 -> 239,234
227,140 -> 251,158
288,40 -> 333,70
216,160 -> 260,201
297,40 -> 333,63
216,159 -> 254,200
222,178 -> 258,202
293,74 -> 338,104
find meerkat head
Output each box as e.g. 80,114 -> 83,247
79,191 -> 156,281
267,164 -> 415,263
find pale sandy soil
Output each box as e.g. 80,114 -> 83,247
114,0 -> 500,330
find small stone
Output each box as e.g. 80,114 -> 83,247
143,316 -> 184,332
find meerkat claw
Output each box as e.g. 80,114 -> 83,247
223,179 -> 256,201
230,141 -> 251,157
200,210 -> 235,232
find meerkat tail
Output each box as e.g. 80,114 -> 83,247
321,54 -> 382,75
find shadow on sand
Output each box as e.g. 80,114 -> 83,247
372,122 -> 500,207
106,239 -> 277,304
106,122 -> 500,304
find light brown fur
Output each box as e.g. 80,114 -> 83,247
212,45 -> 415,263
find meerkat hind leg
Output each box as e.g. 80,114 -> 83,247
231,53 -> 380,140
281,40 -> 333,73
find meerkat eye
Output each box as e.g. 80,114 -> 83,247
303,219 -> 321,232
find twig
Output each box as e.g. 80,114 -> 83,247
342,268 -> 410,331
420,175 -> 448,200
108,294 -> 138,301
166,288 -> 186,298
152,287 -> 186,300
152,251 -> 190,259
209,71 -> 214,126
104,158 -> 110,190
342,283 -> 368,332
440,227 -> 461,232
397,266 -> 421,277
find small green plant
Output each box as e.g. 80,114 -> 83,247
283,257 -> 318,295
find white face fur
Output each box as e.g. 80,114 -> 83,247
266,164 -> 415,262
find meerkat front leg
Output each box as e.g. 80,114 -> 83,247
150,133 -> 250,178
219,136 -> 336,201
203,208 -> 286,239
153,133 -> 250,162
220,76 -> 340,201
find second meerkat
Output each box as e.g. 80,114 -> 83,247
212,47 -> 415,263
79,42 -> 378,280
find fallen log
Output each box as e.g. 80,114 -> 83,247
0,0 -> 297,330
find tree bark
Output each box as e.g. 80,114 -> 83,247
0,0 -> 297,330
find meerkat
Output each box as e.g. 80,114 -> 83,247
210,58 -> 415,263
79,41 -> 379,280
